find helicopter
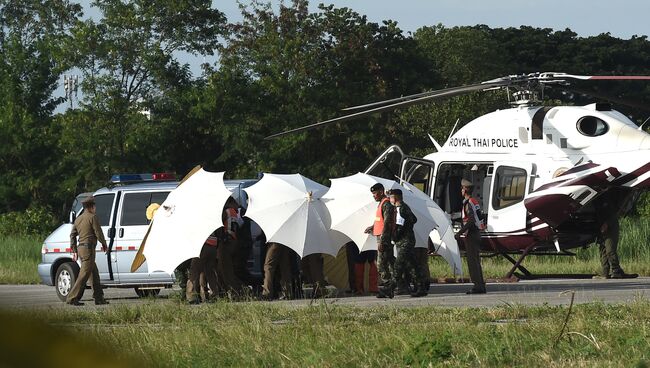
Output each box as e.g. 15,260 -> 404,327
266,72 -> 650,279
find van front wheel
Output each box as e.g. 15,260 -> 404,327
55,262 -> 79,302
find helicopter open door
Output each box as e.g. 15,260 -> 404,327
364,145 -> 405,181
487,161 -> 534,233
400,157 -> 435,197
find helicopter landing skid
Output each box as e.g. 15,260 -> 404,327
495,246 -> 595,280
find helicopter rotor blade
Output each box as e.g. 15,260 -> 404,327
342,85 -> 476,112
265,80 -> 509,139
540,72 -> 650,82
552,85 -> 650,112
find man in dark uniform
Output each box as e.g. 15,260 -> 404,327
66,196 -> 109,306
378,189 -> 421,298
596,191 -> 638,279
186,233 -> 220,304
217,198 -> 246,294
455,178 -> 487,294
364,183 -> 394,295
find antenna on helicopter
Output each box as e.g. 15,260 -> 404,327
427,133 -> 442,151
445,118 -> 460,146
639,117 -> 650,131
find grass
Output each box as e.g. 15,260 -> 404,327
0,235 -> 42,284
2,300 -> 650,367
0,217 -> 648,284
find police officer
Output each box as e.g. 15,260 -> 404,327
379,189 -> 420,298
261,242 -> 293,300
66,196 -> 109,306
455,179 -> 487,294
364,183 -> 394,294
596,192 -> 638,279
186,233 -> 220,304
217,198 -> 246,295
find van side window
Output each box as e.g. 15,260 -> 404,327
120,192 -> 171,226
121,193 -> 152,226
493,166 -> 527,210
150,192 -> 169,205
94,194 -> 115,226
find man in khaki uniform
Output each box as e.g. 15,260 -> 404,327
261,242 -> 293,300
66,196 -> 109,306
186,234 -> 220,304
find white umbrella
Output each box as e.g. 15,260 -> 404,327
323,172 -> 461,275
322,173 -> 400,252
132,168 -> 233,274
401,182 -> 463,276
244,173 -> 346,257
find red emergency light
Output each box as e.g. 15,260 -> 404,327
152,172 -> 176,181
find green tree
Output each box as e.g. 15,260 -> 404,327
60,0 -> 227,183
0,0 -> 82,212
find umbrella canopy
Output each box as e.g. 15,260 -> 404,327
132,168 -> 233,274
244,173 -> 347,257
322,173 -> 400,252
323,172 -> 461,275
401,182 -> 463,276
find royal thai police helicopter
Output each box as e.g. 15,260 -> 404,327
266,72 -> 650,278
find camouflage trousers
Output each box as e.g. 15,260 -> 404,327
377,241 -> 395,287
390,241 -> 423,292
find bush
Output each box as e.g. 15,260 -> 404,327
0,207 -> 60,237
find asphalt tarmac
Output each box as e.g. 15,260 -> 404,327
1,277 -> 649,309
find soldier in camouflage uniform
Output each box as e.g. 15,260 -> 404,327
378,189 -> 421,298
364,183 -> 395,293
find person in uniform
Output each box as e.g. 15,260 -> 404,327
378,189 -> 421,298
217,198 -> 246,295
261,242 -> 293,300
301,253 -> 327,298
596,192 -> 638,279
411,244 -> 431,297
186,233 -> 220,304
364,183 -> 394,295
455,178 -> 487,294
66,196 -> 109,306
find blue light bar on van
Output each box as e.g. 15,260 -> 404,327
110,173 -> 176,184
110,174 -> 145,183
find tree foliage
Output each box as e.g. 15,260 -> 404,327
0,0 -> 649,219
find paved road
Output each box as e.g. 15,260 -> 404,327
2,278 -> 650,309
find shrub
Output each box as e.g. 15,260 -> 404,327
0,207 -> 60,237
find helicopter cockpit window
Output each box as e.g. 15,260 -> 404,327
577,116 -> 609,137
493,166 -> 527,210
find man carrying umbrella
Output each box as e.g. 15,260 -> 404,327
378,189 -> 421,298
364,183 -> 395,292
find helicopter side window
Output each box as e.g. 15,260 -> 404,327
493,167 -> 527,210
577,116 -> 609,137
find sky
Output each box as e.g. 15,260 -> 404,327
58,0 -> 650,110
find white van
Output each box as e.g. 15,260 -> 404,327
38,173 -> 260,301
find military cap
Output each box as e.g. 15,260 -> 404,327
461,178 -> 473,187
370,183 -> 384,192
389,189 -> 402,197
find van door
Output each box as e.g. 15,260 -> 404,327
400,157 -> 435,197
92,193 -> 117,281
487,161 -> 534,233
114,190 -> 170,283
